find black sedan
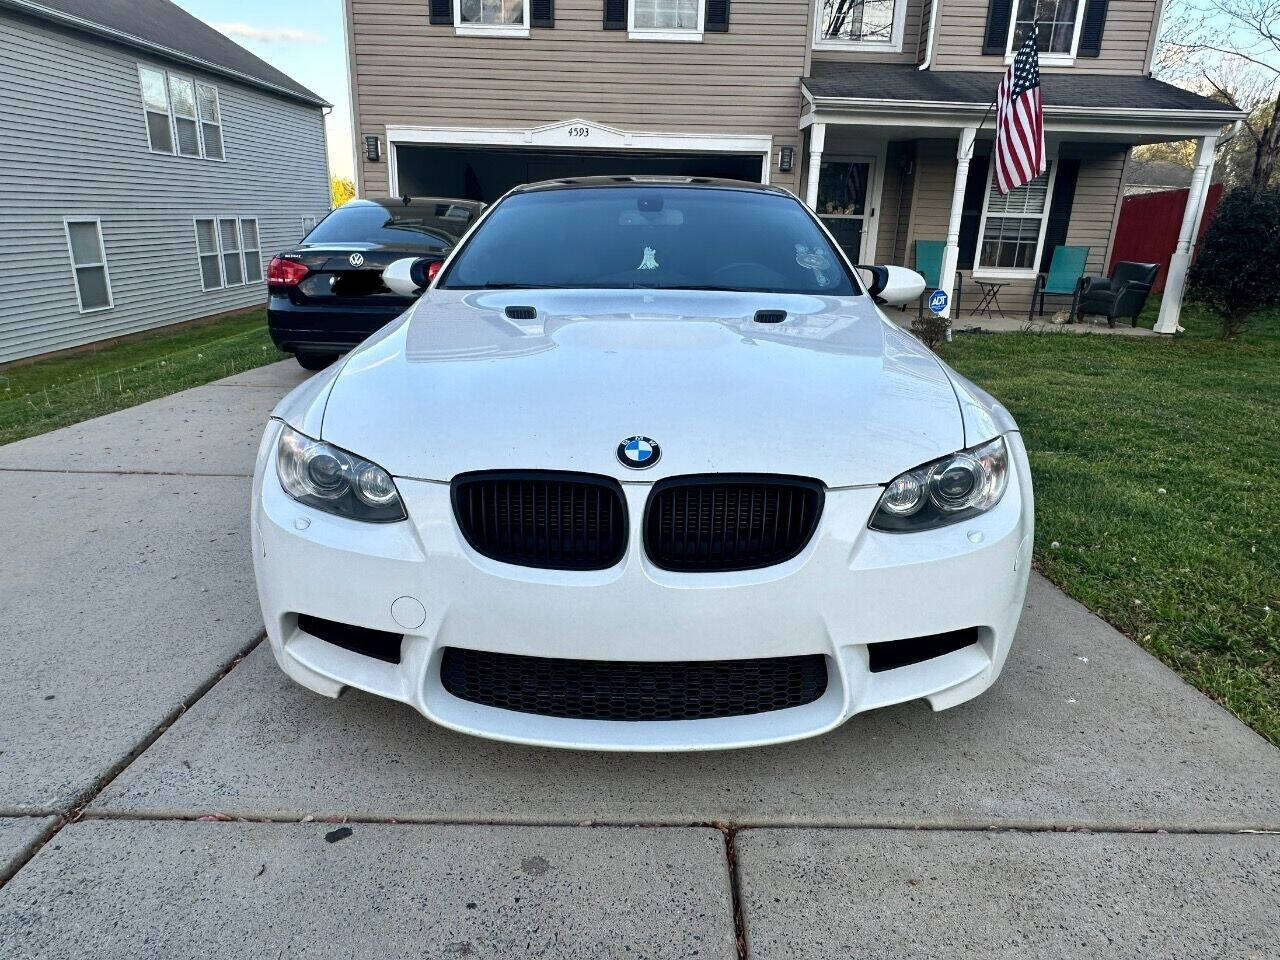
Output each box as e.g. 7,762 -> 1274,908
267,197 -> 485,369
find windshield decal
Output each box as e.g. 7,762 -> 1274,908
795,243 -> 831,286
637,246 -> 659,271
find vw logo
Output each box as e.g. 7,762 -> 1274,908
348,253 -> 365,267
617,436 -> 660,469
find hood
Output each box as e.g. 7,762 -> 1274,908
318,290 -> 965,487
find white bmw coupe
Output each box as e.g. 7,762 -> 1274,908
251,177 -> 1033,751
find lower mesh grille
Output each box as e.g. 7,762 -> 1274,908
439,648 -> 828,721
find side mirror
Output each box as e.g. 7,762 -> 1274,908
857,264 -> 927,307
383,256 -> 441,297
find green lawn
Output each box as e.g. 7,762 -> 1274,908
0,310 -> 286,446
940,302 -> 1280,746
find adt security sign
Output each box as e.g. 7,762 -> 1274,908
928,289 -> 949,314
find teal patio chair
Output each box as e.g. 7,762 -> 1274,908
913,239 -> 962,318
1032,245 -> 1090,321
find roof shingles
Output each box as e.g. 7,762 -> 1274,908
7,0 -> 325,105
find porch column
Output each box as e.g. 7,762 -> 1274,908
938,127 -> 977,340
805,122 -> 826,210
1155,134 -> 1217,335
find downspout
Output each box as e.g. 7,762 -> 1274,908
918,0 -> 940,70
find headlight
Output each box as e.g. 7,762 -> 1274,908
275,425 -> 406,522
870,436 -> 1009,532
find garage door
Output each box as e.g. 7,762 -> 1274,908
394,145 -> 765,203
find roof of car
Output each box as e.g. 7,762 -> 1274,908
513,176 -> 792,195
359,197 -> 488,212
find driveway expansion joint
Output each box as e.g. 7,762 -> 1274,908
0,467 -> 252,478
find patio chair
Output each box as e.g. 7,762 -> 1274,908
1076,261 -> 1161,327
1030,245 -> 1089,322
913,240 -> 962,319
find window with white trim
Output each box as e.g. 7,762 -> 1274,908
630,0 -> 705,38
139,66 -> 174,153
240,218 -> 262,283
976,163 -> 1054,274
219,218 -> 244,286
64,219 -> 113,313
195,218 -> 222,289
456,0 -> 528,34
1008,0 -> 1084,61
197,83 -> 224,161
814,0 -> 903,50
168,75 -> 201,157
302,215 -> 318,237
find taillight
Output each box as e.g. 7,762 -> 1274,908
427,260 -> 444,283
268,256 -> 309,286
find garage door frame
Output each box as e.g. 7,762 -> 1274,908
384,118 -> 775,197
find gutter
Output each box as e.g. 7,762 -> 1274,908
918,0 -> 939,71
1,0 -> 331,108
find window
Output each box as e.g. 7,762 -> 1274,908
631,0 -> 703,37
64,219 -> 114,312
240,219 -> 262,283
303,201 -> 476,251
975,163 -> 1055,275
138,66 -> 223,160
197,83 -> 223,161
1008,0 -> 1085,62
168,75 -> 201,157
302,215 -> 318,237
139,66 -> 174,153
441,186 -> 857,296
195,219 -> 222,289
219,218 -> 244,286
814,0 -> 904,50
455,0 -> 528,35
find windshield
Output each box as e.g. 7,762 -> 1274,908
440,187 -> 858,295
304,202 -> 476,250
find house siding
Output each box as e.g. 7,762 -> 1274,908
931,0 -> 1160,75
0,12 -> 330,363
349,0 -> 811,197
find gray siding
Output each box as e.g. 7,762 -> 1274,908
931,0 -> 1161,75
0,12 -> 330,363
348,0 -> 811,196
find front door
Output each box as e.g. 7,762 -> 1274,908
817,156 -> 875,264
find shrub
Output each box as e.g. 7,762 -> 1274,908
910,311 -> 950,349
1188,187 -> 1280,337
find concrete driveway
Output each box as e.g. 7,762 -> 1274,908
1,361 -> 1277,959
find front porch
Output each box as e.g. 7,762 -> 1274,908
882,305 -> 1159,337
799,64 -> 1243,335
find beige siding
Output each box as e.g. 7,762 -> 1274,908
810,0 -> 927,66
931,0 -> 1160,76
875,142 -> 916,263
900,139 -> 1128,316
349,0 -> 811,196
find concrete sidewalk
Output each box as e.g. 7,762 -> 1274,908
1,360 -> 1277,958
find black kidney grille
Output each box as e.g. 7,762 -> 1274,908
452,471 -> 626,570
439,648 -> 828,721
645,476 -> 824,572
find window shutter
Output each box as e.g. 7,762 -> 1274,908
958,156 -> 991,270
531,0 -> 555,27
429,0 -> 452,25
982,0 -> 1013,55
1078,0 -> 1109,57
705,0 -> 730,32
1039,158 -> 1080,272
603,0 -> 627,29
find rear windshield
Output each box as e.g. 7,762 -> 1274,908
304,202 -> 477,250
440,187 -> 858,295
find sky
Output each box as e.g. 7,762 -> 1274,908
171,0 -> 353,180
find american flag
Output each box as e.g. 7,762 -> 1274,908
993,25 -> 1046,195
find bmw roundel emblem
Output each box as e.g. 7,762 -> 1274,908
618,436 -> 660,469
348,253 -> 365,267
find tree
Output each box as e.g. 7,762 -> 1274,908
1156,0 -> 1280,189
1187,186 -> 1280,335
330,176 -> 356,208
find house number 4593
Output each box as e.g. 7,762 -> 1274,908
568,126 -> 589,138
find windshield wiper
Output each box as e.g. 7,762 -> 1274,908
446,282 -> 565,290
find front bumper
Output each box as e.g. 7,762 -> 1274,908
251,421 -> 1034,751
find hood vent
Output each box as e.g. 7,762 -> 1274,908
753,310 -> 787,324
504,305 -> 538,320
